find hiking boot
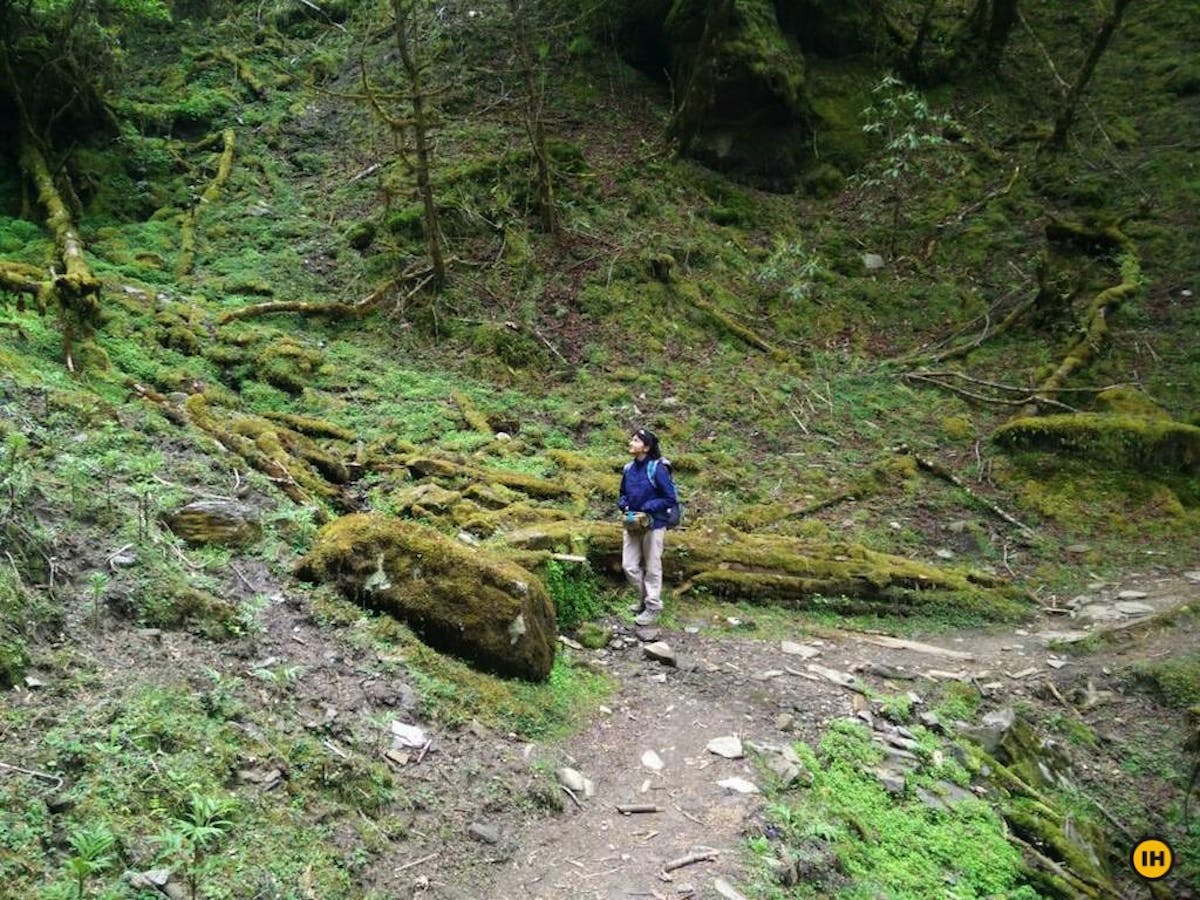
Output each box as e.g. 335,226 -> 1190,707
634,609 -> 660,626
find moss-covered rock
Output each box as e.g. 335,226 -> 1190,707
297,514 -> 557,681
665,0 -> 814,186
163,499 -> 262,546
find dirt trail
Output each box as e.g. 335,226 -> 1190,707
430,572 -> 1200,900
27,560 -> 1194,900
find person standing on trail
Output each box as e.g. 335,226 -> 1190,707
618,428 -> 678,626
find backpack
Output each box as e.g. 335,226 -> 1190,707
644,458 -> 684,529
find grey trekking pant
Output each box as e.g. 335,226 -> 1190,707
622,526 -> 665,610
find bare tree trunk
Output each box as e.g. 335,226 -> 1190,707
506,0 -> 559,238
667,0 -> 734,153
906,0 -> 938,80
1050,0 -> 1133,147
985,0 -> 1019,63
392,0 -> 446,287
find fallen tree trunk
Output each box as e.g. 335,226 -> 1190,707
501,521 -> 1028,620
178,128 -> 236,277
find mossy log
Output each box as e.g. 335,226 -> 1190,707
679,283 -> 786,359
217,281 -> 394,324
296,513 -> 557,681
0,261 -> 45,301
178,128 -> 235,278
214,48 -> 268,99
403,455 -> 582,502
262,412 -> 357,442
501,521 -> 1027,619
183,394 -> 341,505
452,391 -> 493,435
959,715 -> 1119,897
994,413 -> 1200,474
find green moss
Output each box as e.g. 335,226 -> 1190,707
470,322 -> 548,371
1129,652 -> 1200,708
755,720 -> 1034,897
0,638 -> 29,689
932,681 -> 982,723
297,513 -> 558,680
254,337 -> 326,394
994,413 -> 1200,474
543,559 -> 606,631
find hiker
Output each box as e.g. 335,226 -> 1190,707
618,427 -> 678,626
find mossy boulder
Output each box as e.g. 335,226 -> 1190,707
163,499 -> 262,547
297,514 -> 557,681
994,413 -> 1200,473
665,0 -> 814,186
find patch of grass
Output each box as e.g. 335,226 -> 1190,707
9,681 -> 369,899
543,558 -> 608,631
751,721 -> 1036,898
330,593 -> 613,739
1128,652 -> 1200,708
931,681 -> 983,724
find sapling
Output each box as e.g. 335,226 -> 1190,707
88,571 -> 109,632
62,821 -> 117,899
859,73 -> 960,256
156,790 -> 236,900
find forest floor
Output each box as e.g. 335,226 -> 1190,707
13,541 -> 1195,899
420,572 -> 1200,900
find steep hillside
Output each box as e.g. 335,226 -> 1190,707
1,0 -> 1197,896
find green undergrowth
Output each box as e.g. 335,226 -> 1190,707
1127,650 -> 1200,708
542,558 -> 610,631
0,679 -> 375,899
749,720 -> 1036,899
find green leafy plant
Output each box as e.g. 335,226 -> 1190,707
156,790 -> 236,900
87,571 -> 109,631
858,73 -> 960,254
757,238 -> 831,304
61,821 -> 117,899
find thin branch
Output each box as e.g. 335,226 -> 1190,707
0,761 -> 64,791
898,445 -> 1034,536
903,372 -> 1079,413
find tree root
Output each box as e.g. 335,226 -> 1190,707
1017,221 -> 1139,418
17,139 -> 102,369
903,370 -> 1078,414
178,128 -> 236,278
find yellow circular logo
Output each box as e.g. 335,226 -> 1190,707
1131,838 -> 1173,880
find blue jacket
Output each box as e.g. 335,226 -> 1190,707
619,457 -> 678,530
